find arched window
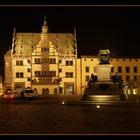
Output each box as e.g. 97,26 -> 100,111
59,87 -> 62,94
42,88 -> 45,95
46,88 -> 49,95
34,88 -> 37,93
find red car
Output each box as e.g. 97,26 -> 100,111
2,90 -> 18,99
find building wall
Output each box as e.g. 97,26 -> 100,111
80,56 -> 140,95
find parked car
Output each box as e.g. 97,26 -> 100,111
11,91 -> 21,99
2,90 -> 17,99
21,89 -> 39,99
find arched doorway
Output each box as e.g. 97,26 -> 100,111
45,88 -> 49,95
54,88 -> 57,95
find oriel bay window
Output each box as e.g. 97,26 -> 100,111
34,71 -> 56,77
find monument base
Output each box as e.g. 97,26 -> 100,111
81,81 -> 127,101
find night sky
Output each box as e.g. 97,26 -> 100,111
0,5 -> 140,75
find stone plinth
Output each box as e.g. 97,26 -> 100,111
97,64 -> 113,81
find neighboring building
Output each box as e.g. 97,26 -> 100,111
80,56 -> 140,95
4,17 -> 140,95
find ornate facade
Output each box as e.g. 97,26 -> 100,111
4,17 -> 77,95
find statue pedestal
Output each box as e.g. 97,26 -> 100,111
97,64 -> 113,81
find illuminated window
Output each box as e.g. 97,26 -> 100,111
126,67 -> 130,73
134,66 -> 138,73
85,66 -> 89,73
66,72 -> 73,78
85,75 -> 90,81
118,66 -> 122,73
16,72 -> 23,78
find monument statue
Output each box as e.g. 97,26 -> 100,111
81,49 -> 127,101
98,49 -> 110,64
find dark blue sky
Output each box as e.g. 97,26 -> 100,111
0,5 -> 140,74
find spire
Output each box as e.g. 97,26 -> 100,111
44,16 -> 47,26
74,27 -> 77,39
12,27 -> 16,54
42,16 -> 48,33
13,26 -> 16,36
73,27 -> 77,55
